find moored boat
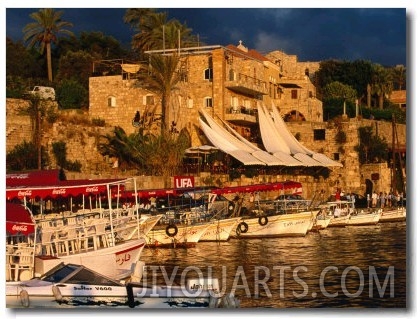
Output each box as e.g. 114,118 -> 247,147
348,210 -> 380,226
232,211 -> 315,238
199,217 -> 243,242
379,207 -> 406,222
6,261 -> 239,309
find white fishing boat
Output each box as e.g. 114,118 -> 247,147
6,261 -> 239,309
321,201 -> 352,227
310,214 -> 331,231
146,220 -> 211,247
348,210 -> 380,226
199,217 -> 243,242
379,207 -> 406,222
232,211 -> 315,238
114,213 -> 165,241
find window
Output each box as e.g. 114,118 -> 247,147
229,69 -> 236,81
333,153 -> 340,161
204,68 -> 213,81
108,96 -> 116,107
143,95 -> 154,105
204,97 -> 213,107
313,129 -> 326,141
187,98 -> 194,109
291,90 -> 298,99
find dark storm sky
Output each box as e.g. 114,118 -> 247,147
5,7 -> 407,66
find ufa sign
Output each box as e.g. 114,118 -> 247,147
174,176 -> 194,189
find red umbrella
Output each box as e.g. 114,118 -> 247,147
6,202 -> 36,236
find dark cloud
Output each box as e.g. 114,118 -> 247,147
6,8 -> 406,66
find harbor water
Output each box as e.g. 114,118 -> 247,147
140,221 -> 407,308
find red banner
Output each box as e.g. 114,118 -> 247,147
174,176 -> 194,189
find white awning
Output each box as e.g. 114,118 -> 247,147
199,118 -> 265,166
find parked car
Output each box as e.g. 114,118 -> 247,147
275,194 -> 305,201
26,86 -> 55,100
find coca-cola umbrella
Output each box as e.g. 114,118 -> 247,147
6,202 -> 36,236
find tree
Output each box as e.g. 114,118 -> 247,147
392,64 -> 406,90
23,8 -> 74,82
138,53 -> 182,132
24,96 -> 51,169
354,126 -> 388,164
370,64 -> 394,109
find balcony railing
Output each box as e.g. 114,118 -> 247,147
225,73 -> 268,96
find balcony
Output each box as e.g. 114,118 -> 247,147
225,106 -> 258,125
225,73 -> 268,97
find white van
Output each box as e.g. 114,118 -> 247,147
27,86 -> 55,100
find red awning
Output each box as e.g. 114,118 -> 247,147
6,179 -> 127,200
6,202 -> 36,235
6,169 -> 62,187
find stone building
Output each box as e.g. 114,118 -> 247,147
6,41 -> 406,199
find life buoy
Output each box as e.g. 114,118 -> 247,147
258,216 -> 268,226
166,224 -> 178,237
236,222 -> 248,236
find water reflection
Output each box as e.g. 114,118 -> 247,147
141,222 -> 406,308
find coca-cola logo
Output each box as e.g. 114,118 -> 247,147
86,186 -> 99,192
17,190 -> 32,196
52,188 -> 67,195
12,225 -> 28,232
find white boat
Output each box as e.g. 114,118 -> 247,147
6,261 -> 239,309
348,210 -> 380,226
321,201 -> 352,227
310,214 -> 331,231
199,217 -> 243,242
114,213 -> 165,241
34,238 -> 146,280
146,222 -> 211,247
379,207 -> 406,222
232,211 -> 315,238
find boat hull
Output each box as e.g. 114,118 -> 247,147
6,282 -> 221,308
34,239 -> 146,280
146,223 -> 211,247
379,208 -> 406,222
348,212 -> 380,226
232,211 -> 314,238
199,217 -> 242,241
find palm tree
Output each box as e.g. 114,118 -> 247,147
124,9 -> 194,52
23,8 -> 74,82
371,64 -> 394,109
139,53 -> 182,132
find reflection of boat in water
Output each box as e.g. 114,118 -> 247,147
379,207 -> 406,222
6,262 -> 239,309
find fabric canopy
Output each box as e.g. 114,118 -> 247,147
6,179 -> 128,200
6,202 -> 36,235
6,169 -> 62,187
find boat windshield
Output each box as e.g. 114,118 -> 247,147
41,263 -> 124,286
